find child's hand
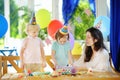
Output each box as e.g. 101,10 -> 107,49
54,63 -> 58,69
87,68 -> 93,75
20,62 -> 24,69
42,62 -> 46,68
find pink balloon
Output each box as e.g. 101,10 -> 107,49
69,33 -> 74,49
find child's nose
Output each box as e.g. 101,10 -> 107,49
63,38 -> 66,41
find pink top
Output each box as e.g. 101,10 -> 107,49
22,36 -> 43,64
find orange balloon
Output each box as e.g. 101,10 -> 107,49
47,20 -> 63,39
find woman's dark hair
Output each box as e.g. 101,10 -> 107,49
55,30 -> 69,40
84,27 -> 107,62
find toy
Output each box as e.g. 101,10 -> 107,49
51,71 -> 59,77
71,67 -> 77,76
55,65 -> 75,75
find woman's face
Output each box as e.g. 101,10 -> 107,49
85,32 -> 96,46
58,35 -> 68,45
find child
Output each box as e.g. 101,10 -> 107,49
20,13 -> 46,72
51,26 -> 73,69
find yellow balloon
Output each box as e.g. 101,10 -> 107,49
72,42 -> 82,55
36,9 -> 51,29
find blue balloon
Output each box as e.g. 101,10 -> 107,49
0,14 -> 8,38
94,16 -> 110,41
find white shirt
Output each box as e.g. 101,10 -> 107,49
74,48 -> 111,72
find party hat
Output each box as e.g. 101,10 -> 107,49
30,12 -> 37,25
59,26 -> 68,35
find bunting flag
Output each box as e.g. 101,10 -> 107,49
84,9 -> 92,16
45,37 -> 51,45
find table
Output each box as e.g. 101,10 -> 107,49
1,72 -> 120,80
0,49 -> 18,66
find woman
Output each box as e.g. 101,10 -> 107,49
73,27 -> 111,72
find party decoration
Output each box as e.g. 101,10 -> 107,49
51,71 -> 59,77
62,0 -> 79,25
72,41 -> 82,55
45,37 -> 51,45
47,20 -> 63,39
69,33 -> 74,49
36,9 -> 51,28
32,72 -> 51,76
94,16 -> 110,41
84,9 -> 92,16
71,67 -> 77,76
0,14 -> 8,38
27,69 -> 33,76
56,65 -> 73,75
67,26 -> 72,31
29,12 -> 37,25
88,0 -> 96,17
60,26 -> 68,35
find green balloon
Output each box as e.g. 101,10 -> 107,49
36,9 -> 51,28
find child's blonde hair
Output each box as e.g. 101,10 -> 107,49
26,23 -> 40,34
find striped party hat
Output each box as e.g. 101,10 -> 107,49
59,26 -> 68,35
30,12 -> 36,25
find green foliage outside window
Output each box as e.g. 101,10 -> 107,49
0,0 -> 18,48
0,0 -> 19,38
17,6 -> 47,40
10,0 -> 19,38
70,1 -> 95,40
0,0 -> 95,41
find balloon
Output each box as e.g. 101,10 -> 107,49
36,9 -> 51,29
47,20 -> 63,39
72,41 -> 82,55
94,16 -> 110,41
0,14 -> 8,38
69,33 -> 74,49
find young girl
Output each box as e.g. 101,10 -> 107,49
51,26 -> 73,69
73,27 -> 112,72
20,14 -> 46,72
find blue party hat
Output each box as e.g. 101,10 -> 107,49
60,26 -> 68,35
30,12 -> 36,25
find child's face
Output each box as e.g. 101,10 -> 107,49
28,30 -> 39,37
27,25 -> 40,37
58,35 -> 68,45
